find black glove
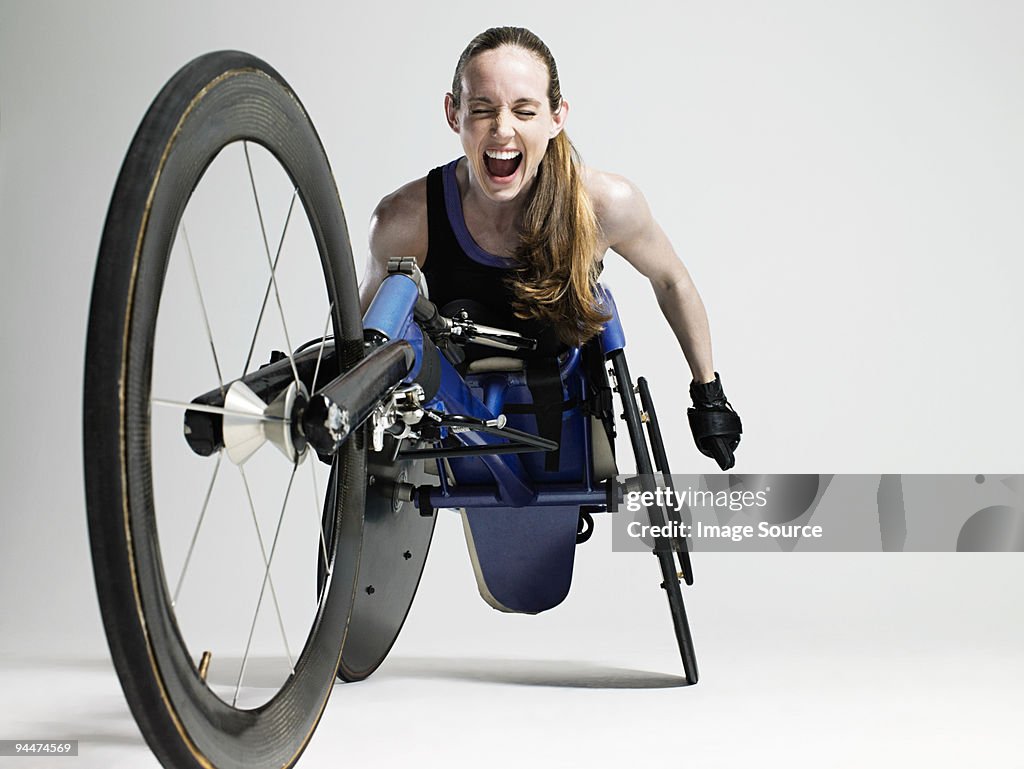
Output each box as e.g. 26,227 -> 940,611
687,372 -> 742,470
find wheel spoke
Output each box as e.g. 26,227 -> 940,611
237,466 -> 296,670
171,453 -> 222,606
242,142 -> 301,386
234,463 -> 299,705
179,221 -> 226,397
240,186 -> 299,378
310,303 -> 333,395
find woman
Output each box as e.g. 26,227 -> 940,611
360,26 -> 741,469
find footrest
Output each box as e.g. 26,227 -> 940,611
461,505 -> 580,614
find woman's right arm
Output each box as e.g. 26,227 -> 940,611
360,177 -> 429,314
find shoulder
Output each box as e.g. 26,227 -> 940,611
369,175 -> 429,262
581,167 -> 652,248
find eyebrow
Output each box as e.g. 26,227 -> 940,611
467,97 -> 542,107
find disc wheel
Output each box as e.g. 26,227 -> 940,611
84,51 -> 366,769
319,436 -> 437,682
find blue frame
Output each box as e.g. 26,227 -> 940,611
363,273 -> 625,511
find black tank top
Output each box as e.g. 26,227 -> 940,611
422,158 -> 562,358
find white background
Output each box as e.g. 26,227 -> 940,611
1,1 -> 1022,767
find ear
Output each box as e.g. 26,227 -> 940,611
550,97 -> 568,139
444,92 -> 460,133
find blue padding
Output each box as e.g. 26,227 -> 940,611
363,273 -> 419,340
463,506 -> 580,613
597,285 -> 626,355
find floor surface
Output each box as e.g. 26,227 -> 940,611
2,641 -> 1021,768
3,517 -> 1022,769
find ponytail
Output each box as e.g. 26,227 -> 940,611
508,132 -> 609,345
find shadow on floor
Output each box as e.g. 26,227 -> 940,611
374,656 -> 688,689
197,654 -> 687,690
3,653 -> 688,693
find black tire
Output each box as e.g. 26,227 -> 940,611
83,51 -> 366,769
609,351 -> 699,685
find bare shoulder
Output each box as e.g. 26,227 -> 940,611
361,176 -> 429,310
581,167 -> 652,247
369,175 -> 429,262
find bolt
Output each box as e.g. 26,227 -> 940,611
403,550 -> 412,560
365,585 -> 375,595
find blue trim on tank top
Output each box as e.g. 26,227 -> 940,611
442,158 -> 518,269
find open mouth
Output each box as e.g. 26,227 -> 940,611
482,149 -> 522,180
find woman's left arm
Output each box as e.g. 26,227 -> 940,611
592,172 -> 715,384
591,171 -> 743,470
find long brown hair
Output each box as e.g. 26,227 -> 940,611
451,27 -> 609,345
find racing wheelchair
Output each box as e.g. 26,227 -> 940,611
83,51 -> 733,769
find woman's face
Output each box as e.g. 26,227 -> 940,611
445,45 -> 567,204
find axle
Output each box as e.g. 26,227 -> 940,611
182,340 -> 414,463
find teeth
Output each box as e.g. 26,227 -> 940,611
485,149 -> 521,160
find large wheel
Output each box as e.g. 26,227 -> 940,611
83,51 -> 367,769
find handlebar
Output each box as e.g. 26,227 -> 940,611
414,295 -> 537,352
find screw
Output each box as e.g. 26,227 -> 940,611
403,550 -> 412,560
365,585 -> 375,595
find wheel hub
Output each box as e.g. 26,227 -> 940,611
222,379 -> 309,465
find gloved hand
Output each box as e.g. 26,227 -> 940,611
687,372 -> 742,470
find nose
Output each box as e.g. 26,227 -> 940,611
491,108 -> 514,140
